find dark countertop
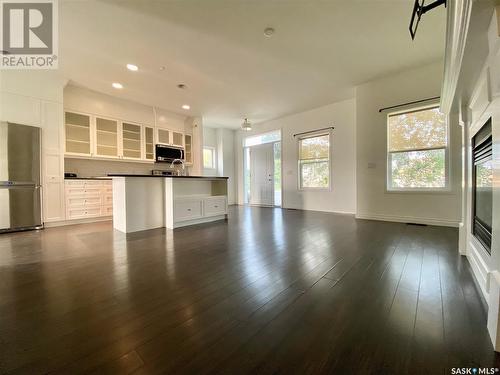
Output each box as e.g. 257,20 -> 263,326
65,177 -> 112,180
107,174 -> 229,180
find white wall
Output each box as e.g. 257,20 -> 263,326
217,128 -> 236,204
203,127 -> 218,176
355,62 -> 462,226
65,158 -> 166,176
236,98 -> 357,214
64,85 -> 187,132
202,127 -> 236,204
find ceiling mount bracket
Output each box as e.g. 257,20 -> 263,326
409,0 -> 447,40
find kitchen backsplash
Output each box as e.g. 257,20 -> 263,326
64,158 -> 172,177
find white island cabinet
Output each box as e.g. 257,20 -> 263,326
110,175 -> 228,233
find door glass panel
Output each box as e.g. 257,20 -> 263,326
122,122 -> 141,158
95,118 -> 118,157
184,134 -> 192,163
172,132 -> 183,146
145,127 -> 154,160
158,129 -> 170,144
65,112 -> 90,154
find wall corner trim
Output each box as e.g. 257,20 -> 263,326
441,0 -> 473,115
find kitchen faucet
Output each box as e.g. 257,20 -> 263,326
170,159 -> 186,176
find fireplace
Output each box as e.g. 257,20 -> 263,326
472,118 -> 493,254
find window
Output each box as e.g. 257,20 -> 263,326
203,147 -> 215,169
244,130 -> 281,147
387,105 -> 448,190
298,132 -> 330,189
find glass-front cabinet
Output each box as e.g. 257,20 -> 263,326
122,122 -> 142,159
157,128 -> 184,147
95,117 -> 118,157
172,131 -> 184,147
64,111 -> 192,163
144,126 -> 154,160
65,112 -> 91,155
157,129 -> 170,145
184,134 -> 192,164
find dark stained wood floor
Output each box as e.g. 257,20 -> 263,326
0,206 -> 498,374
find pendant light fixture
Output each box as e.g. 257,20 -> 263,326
241,118 -> 252,131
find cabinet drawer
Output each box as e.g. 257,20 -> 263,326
101,205 -> 113,216
65,180 -> 103,187
65,186 -> 101,197
204,197 -> 227,217
102,193 -> 113,206
66,207 -> 102,219
174,199 -> 203,222
67,196 -> 101,208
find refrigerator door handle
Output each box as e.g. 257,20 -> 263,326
0,181 -> 37,187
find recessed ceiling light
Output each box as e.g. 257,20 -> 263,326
177,84 -> 187,89
182,104 -> 190,110
126,64 -> 138,71
264,27 -> 275,37
112,82 -> 123,89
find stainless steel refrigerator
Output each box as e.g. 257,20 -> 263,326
0,122 -> 42,233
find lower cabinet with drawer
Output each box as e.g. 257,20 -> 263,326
65,179 -> 113,221
174,199 -> 204,222
172,195 -> 227,227
204,196 -> 227,217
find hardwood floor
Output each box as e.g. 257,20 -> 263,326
0,206 -> 498,374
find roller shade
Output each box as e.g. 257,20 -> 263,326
388,107 -> 446,152
299,134 -> 329,160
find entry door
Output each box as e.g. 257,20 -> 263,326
249,143 -> 274,206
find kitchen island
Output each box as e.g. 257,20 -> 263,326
108,175 -> 229,233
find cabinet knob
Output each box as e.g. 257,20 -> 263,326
214,205 -> 218,208
187,208 -> 191,211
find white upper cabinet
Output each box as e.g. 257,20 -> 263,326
95,117 -> 118,158
64,110 -> 190,163
157,128 -> 184,147
172,131 -> 184,147
121,122 -> 142,159
65,112 -> 91,155
144,126 -> 154,160
157,128 -> 170,144
184,134 -> 192,165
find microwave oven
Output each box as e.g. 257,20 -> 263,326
155,144 -> 185,162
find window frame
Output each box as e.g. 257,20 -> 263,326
386,104 -> 451,193
203,146 -> 216,170
297,130 -> 332,191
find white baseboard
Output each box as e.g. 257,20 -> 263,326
282,206 -> 356,215
44,216 -> 112,228
467,237 -> 492,300
173,215 -> 226,228
354,213 -> 460,227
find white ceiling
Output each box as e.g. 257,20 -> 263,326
60,0 -> 446,128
